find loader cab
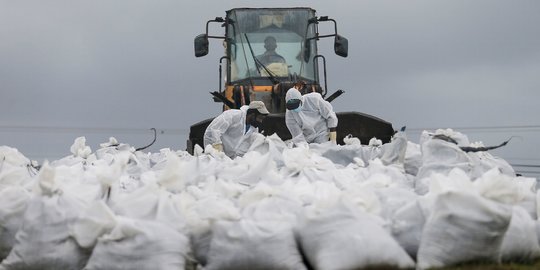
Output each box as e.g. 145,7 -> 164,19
194,7 -> 348,113
225,8 -> 318,86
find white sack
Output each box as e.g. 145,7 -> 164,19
205,219 -> 307,270
247,133 -> 289,168
0,187 -> 30,260
474,169 -> 537,218
297,204 -> 414,270
0,163 -> 33,191
1,194 -> 89,269
0,146 -> 31,167
500,206 -> 540,262
241,196 -> 303,225
70,201 -> 117,249
184,194 -> 241,266
417,191 -> 512,269
282,146 -> 335,174
375,187 -> 418,220
312,131 -> 407,168
404,141 -> 422,176
316,144 -> 379,167
415,139 -> 471,194
1,164 -> 90,270
83,218 -> 189,270
391,199 -> 427,260
110,184 -> 185,231
468,149 -> 515,179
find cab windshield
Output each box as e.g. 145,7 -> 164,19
226,8 -> 317,84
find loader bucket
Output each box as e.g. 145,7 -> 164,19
186,118 -> 214,154
335,111 -> 394,144
260,112 -> 395,145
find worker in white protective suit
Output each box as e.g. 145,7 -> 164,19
204,101 -> 269,158
285,81 -> 338,145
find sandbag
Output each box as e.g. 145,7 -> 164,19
391,198 -> 428,259
247,133 -> 289,168
474,169 -> 537,218
417,191 -> 512,269
297,203 -> 415,270
183,193 -> 241,266
0,187 -> 30,260
468,150 -> 515,179
0,162 -> 33,191
0,193 -> 89,270
205,219 -> 307,270
317,144 -> 380,167
70,201 -> 117,249
0,147 -> 31,167
241,196 -> 303,225
500,206 -> 540,262
313,131 -> 407,168
375,187 -> 418,220
282,146 -> 336,175
404,141 -> 422,176
1,164 -> 90,270
110,184 -> 185,232
415,139 -> 471,194
378,131 -> 408,166
83,218 -> 189,270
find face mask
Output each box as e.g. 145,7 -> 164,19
286,99 -> 302,111
292,106 -> 302,113
249,114 -> 264,128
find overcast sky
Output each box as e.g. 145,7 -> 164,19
1,0 -> 539,175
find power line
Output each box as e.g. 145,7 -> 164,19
505,157 -> 540,162
0,125 -> 189,135
407,125 -> 540,132
516,171 -> 540,175
511,164 -> 540,168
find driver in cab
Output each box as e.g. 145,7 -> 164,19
255,36 -> 289,77
256,36 -> 286,66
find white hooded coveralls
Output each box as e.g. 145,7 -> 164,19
204,106 -> 259,158
285,88 -> 338,144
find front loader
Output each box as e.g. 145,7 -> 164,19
187,7 -> 394,154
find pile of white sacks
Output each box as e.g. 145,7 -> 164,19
0,128 -> 538,270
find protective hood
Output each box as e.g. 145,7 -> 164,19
285,88 -> 303,103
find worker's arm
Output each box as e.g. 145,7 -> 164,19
285,110 -> 307,144
317,97 -> 338,128
203,113 -> 232,148
316,97 -> 338,143
317,97 -> 338,127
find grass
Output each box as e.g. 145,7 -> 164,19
432,260 -> 540,270
355,260 -> 540,270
